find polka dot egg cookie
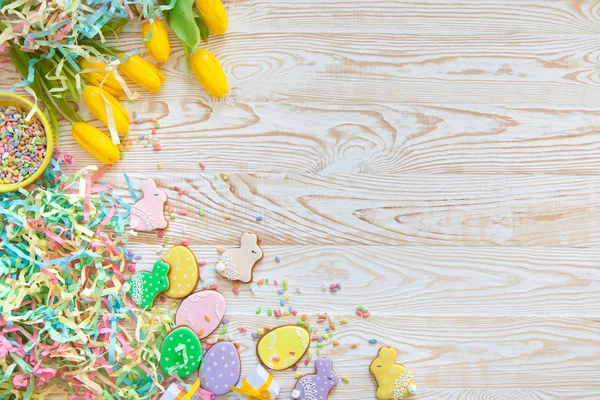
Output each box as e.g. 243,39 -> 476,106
162,245 -> 199,298
257,325 -> 310,371
200,341 -> 241,395
160,327 -> 202,378
175,290 -> 225,339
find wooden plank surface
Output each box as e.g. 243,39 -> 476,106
1,0 -> 600,399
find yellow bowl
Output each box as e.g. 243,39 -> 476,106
0,92 -> 53,193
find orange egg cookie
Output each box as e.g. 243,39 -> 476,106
162,245 -> 199,298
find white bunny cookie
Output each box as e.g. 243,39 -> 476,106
216,232 -> 263,283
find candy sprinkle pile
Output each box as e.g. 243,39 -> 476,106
0,158 -> 173,399
0,106 -> 47,184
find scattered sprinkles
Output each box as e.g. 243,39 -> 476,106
0,106 -> 47,184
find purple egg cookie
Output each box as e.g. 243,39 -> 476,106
200,341 -> 241,395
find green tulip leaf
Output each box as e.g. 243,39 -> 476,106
169,0 -> 200,51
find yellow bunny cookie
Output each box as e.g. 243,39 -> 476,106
370,347 -> 417,400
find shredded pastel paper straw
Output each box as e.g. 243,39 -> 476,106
0,157 -> 173,399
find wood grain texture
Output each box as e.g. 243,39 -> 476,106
14,101 -> 600,175
103,171 -> 600,246
2,0 -> 600,398
228,0 -> 600,34
132,244 -> 600,317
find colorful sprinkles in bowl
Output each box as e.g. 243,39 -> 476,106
0,105 -> 47,184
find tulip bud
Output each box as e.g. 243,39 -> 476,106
190,49 -> 228,98
82,86 -> 130,134
79,59 -> 124,97
195,0 -> 228,35
142,19 -> 171,63
119,54 -> 166,93
72,122 -> 120,164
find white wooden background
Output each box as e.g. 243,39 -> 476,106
2,0 -> 600,399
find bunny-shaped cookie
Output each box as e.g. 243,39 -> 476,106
370,347 -> 417,400
215,232 -> 263,283
291,357 -> 338,400
130,179 -> 168,231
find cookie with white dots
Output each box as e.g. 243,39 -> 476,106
125,260 -> 169,310
160,326 -> 203,378
200,341 -> 241,395
162,245 -> 199,298
291,357 -> 338,400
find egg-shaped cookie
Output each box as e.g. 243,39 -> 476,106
162,245 -> 199,298
160,327 -> 202,378
257,325 -> 310,370
175,290 -> 226,339
200,341 -> 241,395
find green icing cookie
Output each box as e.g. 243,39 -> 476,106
126,260 -> 170,310
160,327 -> 203,378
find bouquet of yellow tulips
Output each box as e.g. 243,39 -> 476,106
3,0 -> 230,166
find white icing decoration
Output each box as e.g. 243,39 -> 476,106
392,370 -> 414,400
299,376 -> 318,400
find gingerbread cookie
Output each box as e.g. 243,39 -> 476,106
125,260 -> 169,310
291,357 -> 338,400
130,179 -> 168,231
200,341 -> 241,395
370,347 -> 417,400
175,290 -> 225,339
160,326 -> 203,378
215,232 -> 263,283
162,245 -> 199,298
257,325 -> 310,371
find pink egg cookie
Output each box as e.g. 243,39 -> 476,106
175,290 -> 225,339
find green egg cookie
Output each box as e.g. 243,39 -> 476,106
126,260 -> 170,310
160,327 -> 203,378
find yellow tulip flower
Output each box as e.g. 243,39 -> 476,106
142,19 -> 171,63
79,59 -> 123,97
119,54 -> 166,93
72,122 -> 120,164
190,49 -> 228,98
82,86 -> 130,134
195,0 -> 228,34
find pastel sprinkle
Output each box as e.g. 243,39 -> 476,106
257,279 -> 264,285
256,308 -> 262,315
284,293 -> 290,301
157,163 -> 163,170
342,376 -> 350,383
199,162 -> 206,170
340,318 -> 349,324
232,288 -> 240,295
197,328 -> 205,336
268,308 -> 273,316
277,289 -> 284,295
238,326 -> 248,333
333,340 -> 340,346
351,343 -> 358,349
199,209 -> 205,216
297,320 -> 306,327
251,332 -> 258,340
316,343 -> 324,348
368,338 -> 378,344
223,174 -> 230,181
304,358 -> 309,366
198,260 -> 207,266
275,256 -> 280,263
274,309 -> 281,318
280,298 -> 285,306
272,356 -> 280,362
256,216 -> 263,221
294,372 -> 302,379
224,214 -> 232,220
204,314 -> 211,322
